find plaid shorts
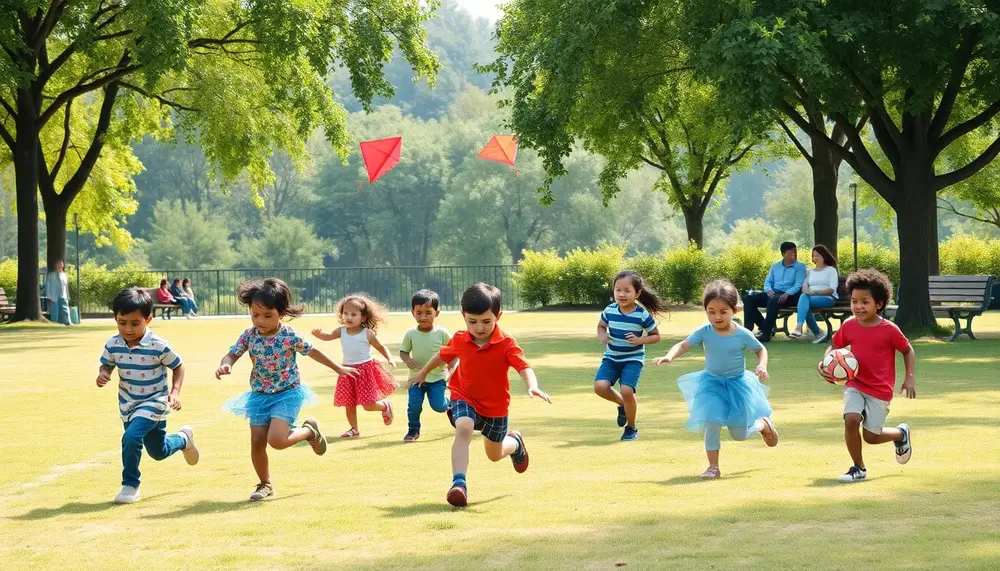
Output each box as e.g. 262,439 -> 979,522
450,399 -> 509,443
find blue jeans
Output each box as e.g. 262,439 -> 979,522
121,417 -> 186,487
796,294 -> 836,334
174,298 -> 196,315
50,298 -> 71,325
407,380 -> 449,431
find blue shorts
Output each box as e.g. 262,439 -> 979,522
450,399 -> 508,443
595,357 -> 643,391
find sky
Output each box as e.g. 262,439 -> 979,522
454,0 -> 503,22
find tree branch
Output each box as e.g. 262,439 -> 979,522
929,29 -> 979,144
776,116 -> 813,164
938,197 -> 1000,227
727,142 -> 754,166
934,99 -> 1000,157
38,55 -> 138,126
933,135 -> 1000,191
33,0 -> 69,55
120,82 -> 199,112
51,100 -> 72,179
0,121 -> 14,152
58,81 -> 122,205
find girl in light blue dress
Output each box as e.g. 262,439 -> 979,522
654,279 -> 779,479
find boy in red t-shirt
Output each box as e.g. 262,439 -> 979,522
819,269 -> 916,483
409,283 -> 551,507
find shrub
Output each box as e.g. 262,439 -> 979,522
514,250 -> 562,308
838,239 -> 900,287
0,258 -> 17,303
554,246 -> 625,305
626,254 -> 670,300
75,262 -> 160,312
663,244 -> 711,304
713,244 -> 775,296
939,234 -> 999,277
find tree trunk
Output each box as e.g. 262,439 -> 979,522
893,186 -> 939,334
44,200 -> 68,272
681,208 -> 704,249
811,142 -> 840,257
12,91 -> 43,322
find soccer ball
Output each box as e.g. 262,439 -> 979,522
820,349 -> 858,384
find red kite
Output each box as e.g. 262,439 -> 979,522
478,135 -> 518,173
359,137 -> 402,184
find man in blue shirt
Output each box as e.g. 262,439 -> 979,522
742,242 -> 807,342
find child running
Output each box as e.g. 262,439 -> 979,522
400,289 -> 454,441
217,278 -> 355,501
819,269 -> 915,483
594,270 -> 666,440
97,287 -> 198,504
409,283 -> 551,507
654,280 -> 778,479
312,293 -> 398,438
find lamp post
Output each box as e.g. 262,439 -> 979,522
74,213 -> 81,314
850,182 -> 858,271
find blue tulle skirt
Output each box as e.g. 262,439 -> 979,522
223,383 -> 318,428
677,370 -> 773,432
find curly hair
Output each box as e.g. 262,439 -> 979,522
335,293 -> 389,331
846,269 -> 893,312
237,278 -> 304,318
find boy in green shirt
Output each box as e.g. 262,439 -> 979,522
400,290 -> 453,441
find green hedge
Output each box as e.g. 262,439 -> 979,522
0,259 -> 160,312
516,235 -> 1000,309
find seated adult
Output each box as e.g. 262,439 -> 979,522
158,279 -> 196,318
789,245 -> 839,343
742,242 -> 806,342
181,278 -> 199,315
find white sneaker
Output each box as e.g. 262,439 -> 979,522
894,424 -> 912,464
179,425 -> 199,465
837,465 -> 867,483
114,485 -> 141,504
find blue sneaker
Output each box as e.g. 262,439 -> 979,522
616,405 -> 627,427
621,426 -> 639,441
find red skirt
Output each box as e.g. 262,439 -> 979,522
334,360 -> 398,407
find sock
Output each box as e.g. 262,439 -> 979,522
512,436 -> 523,458
452,472 -> 466,486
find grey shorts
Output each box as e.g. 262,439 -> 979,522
844,387 -> 890,434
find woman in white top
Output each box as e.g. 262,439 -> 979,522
789,245 -> 839,342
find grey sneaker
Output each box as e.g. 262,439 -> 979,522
302,418 -> 328,456
812,333 -> 829,344
249,482 -> 276,501
114,485 -> 141,504
179,425 -> 199,465
894,424 -> 912,464
837,465 -> 867,483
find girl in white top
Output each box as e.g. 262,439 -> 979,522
312,294 -> 399,438
790,245 -> 840,343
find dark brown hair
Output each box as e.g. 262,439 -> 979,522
237,278 -> 303,317
335,293 -> 389,331
461,283 -> 503,315
846,269 -> 893,312
812,244 -> 837,268
613,270 -> 668,316
702,279 -> 740,311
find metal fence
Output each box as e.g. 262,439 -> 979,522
76,265 -> 522,316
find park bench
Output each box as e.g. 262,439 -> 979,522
140,287 -> 181,320
887,275 -> 996,341
768,276 -> 852,340
0,288 -> 14,322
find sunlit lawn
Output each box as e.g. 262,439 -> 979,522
2,310 -> 999,570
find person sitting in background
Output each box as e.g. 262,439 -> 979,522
181,278 -> 199,315
158,279 -> 197,318
789,245 -> 839,343
742,242 -> 806,342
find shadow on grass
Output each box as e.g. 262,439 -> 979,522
808,474 -> 901,488
9,493 -> 174,520
335,434 -> 451,451
140,493 -> 306,519
377,494 -> 510,518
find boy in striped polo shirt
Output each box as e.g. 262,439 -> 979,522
97,288 -> 199,504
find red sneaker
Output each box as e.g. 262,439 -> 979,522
509,431 -> 529,473
447,483 -> 467,507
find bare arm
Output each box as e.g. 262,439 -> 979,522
311,327 -> 341,341
627,326 -> 660,346
597,319 -> 609,344
519,367 -> 551,403
215,352 -> 241,379
367,330 -> 395,368
900,346 -> 916,398
408,353 -> 447,387
399,350 -> 420,370
96,364 -> 114,387
653,340 -> 691,365
167,364 -> 185,410
307,347 -> 357,377
752,346 -> 769,381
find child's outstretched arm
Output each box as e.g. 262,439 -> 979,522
900,345 -> 916,398
310,327 -> 342,342
399,349 -> 420,370
653,340 -> 691,365
408,353 -> 446,387
167,363 -> 186,410
307,347 -> 358,377
626,326 -> 660,346
215,352 -> 240,379
519,367 -> 551,403
367,329 -> 396,369
752,346 -> 769,381
96,364 -> 114,387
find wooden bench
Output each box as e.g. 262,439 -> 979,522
770,276 -> 852,339
139,287 -> 181,320
0,287 -> 14,322
888,275 -> 996,341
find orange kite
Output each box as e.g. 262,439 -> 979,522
478,135 -> 518,173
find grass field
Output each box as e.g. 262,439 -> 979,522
2,310 -> 999,570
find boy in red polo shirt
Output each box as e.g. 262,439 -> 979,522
819,269 -> 916,483
409,283 -> 551,507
